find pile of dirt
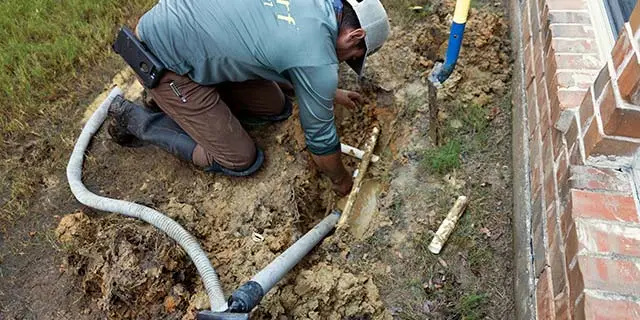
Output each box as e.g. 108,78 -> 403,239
255,262 -> 390,319
56,211 -> 196,319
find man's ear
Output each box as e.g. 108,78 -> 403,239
348,28 -> 366,43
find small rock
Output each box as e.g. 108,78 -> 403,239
164,296 -> 177,313
422,300 -> 435,313
275,133 -> 287,144
450,119 -> 463,129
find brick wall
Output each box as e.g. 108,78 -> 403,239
515,0 -> 640,318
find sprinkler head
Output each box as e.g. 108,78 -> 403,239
196,311 -> 249,320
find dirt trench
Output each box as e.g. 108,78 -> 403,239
50,1 -> 514,319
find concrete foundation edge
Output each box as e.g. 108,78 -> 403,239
508,0 -> 536,318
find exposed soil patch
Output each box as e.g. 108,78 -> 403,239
1,0 -> 514,319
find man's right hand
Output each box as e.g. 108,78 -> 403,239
311,152 -> 353,196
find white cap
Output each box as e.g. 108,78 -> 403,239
345,0 -> 390,76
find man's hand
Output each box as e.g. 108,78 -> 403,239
334,89 -> 363,109
311,152 -> 353,196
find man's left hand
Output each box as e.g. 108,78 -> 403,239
335,89 -> 363,109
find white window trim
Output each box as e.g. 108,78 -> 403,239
587,0 -> 616,60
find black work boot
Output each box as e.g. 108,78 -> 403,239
107,95 -> 266,176
107,95 -> 196,162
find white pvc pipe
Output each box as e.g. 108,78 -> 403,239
66,87 -> 227,312
341,143 -> 380,163
251,211 -> 340,293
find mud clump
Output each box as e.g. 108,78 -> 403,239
256,263 -> 391,320
57,211 -> 195,319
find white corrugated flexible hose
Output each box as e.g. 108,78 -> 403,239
66,87 -> 228,312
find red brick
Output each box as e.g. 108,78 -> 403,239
604,107 -> 640,139
548,101 -> 559,126
574,293 -> 586,320
546,0 -> 587,10
543,27 -> 553,57
598,83 -> 617,130
565,113 -> 579,151
531,152 -> 543,194
567,263 -> 584,317
554,290 -> 571,320
523,5 -> 532,41
543,128 -> 554,170
525,41 -> 533,68
558,90 -> 587,109
545,48 -> 558,84
571,189 -> 639,222
540,105 -> 552,139
569,166 -> 633,194
576,221 -> 640,257
582,119 -> 602,157
558,199 -> 573,241
556,150 -> 569,211
534,210 -> 547,276
578,255 -> 640,295
550,98 -> 562,127
549,11 -> 591,24
556,71 -> 596,90
540,5 -> 550,36
569,142 -> 584,165
592,65 -> 609,101
527,82 -> 539,137
556,166 -> 571,220
630,2 -> 640,34
591,137 -> 640,156
549,232 -> 567,295
579,89 -> 594,129
556,149 -> 569,182
584,293 -> 640,320
552,38 -> 599,54
612,30 -> 633,74
530,0 -> 540,41
617,53 -> 640,102
537,76 -> 550,118
534,39 -> 545,81
546,203 -> 558,249
525,42 -> 535,86
544,169 -> 557,212
550,24 -> 595,38
537,267 -> 556,319
555,54 -> 602,70
565,223 -> 582,262
551,127 -> 564,159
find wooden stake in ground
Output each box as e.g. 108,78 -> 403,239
428,195 -> 470,254
337,127 -> 380,229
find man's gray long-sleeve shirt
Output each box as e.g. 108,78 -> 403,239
138,0 -> 341,155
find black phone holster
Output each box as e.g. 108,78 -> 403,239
112,26 -> 166,89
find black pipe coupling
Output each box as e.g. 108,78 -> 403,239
228,281 -> 265,313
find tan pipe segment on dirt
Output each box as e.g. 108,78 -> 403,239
428,195 -> 470,254
337,127 -> 380,229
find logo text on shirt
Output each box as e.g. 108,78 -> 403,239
264,0 -> 296,25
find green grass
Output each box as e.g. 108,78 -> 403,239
421,139 -> 462,174
0,0 -> 150,137
383,0 -> 435,26
456,293 -> 488,320
0,0 -> 153,222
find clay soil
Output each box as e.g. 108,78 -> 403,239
0,0 -> 514,319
